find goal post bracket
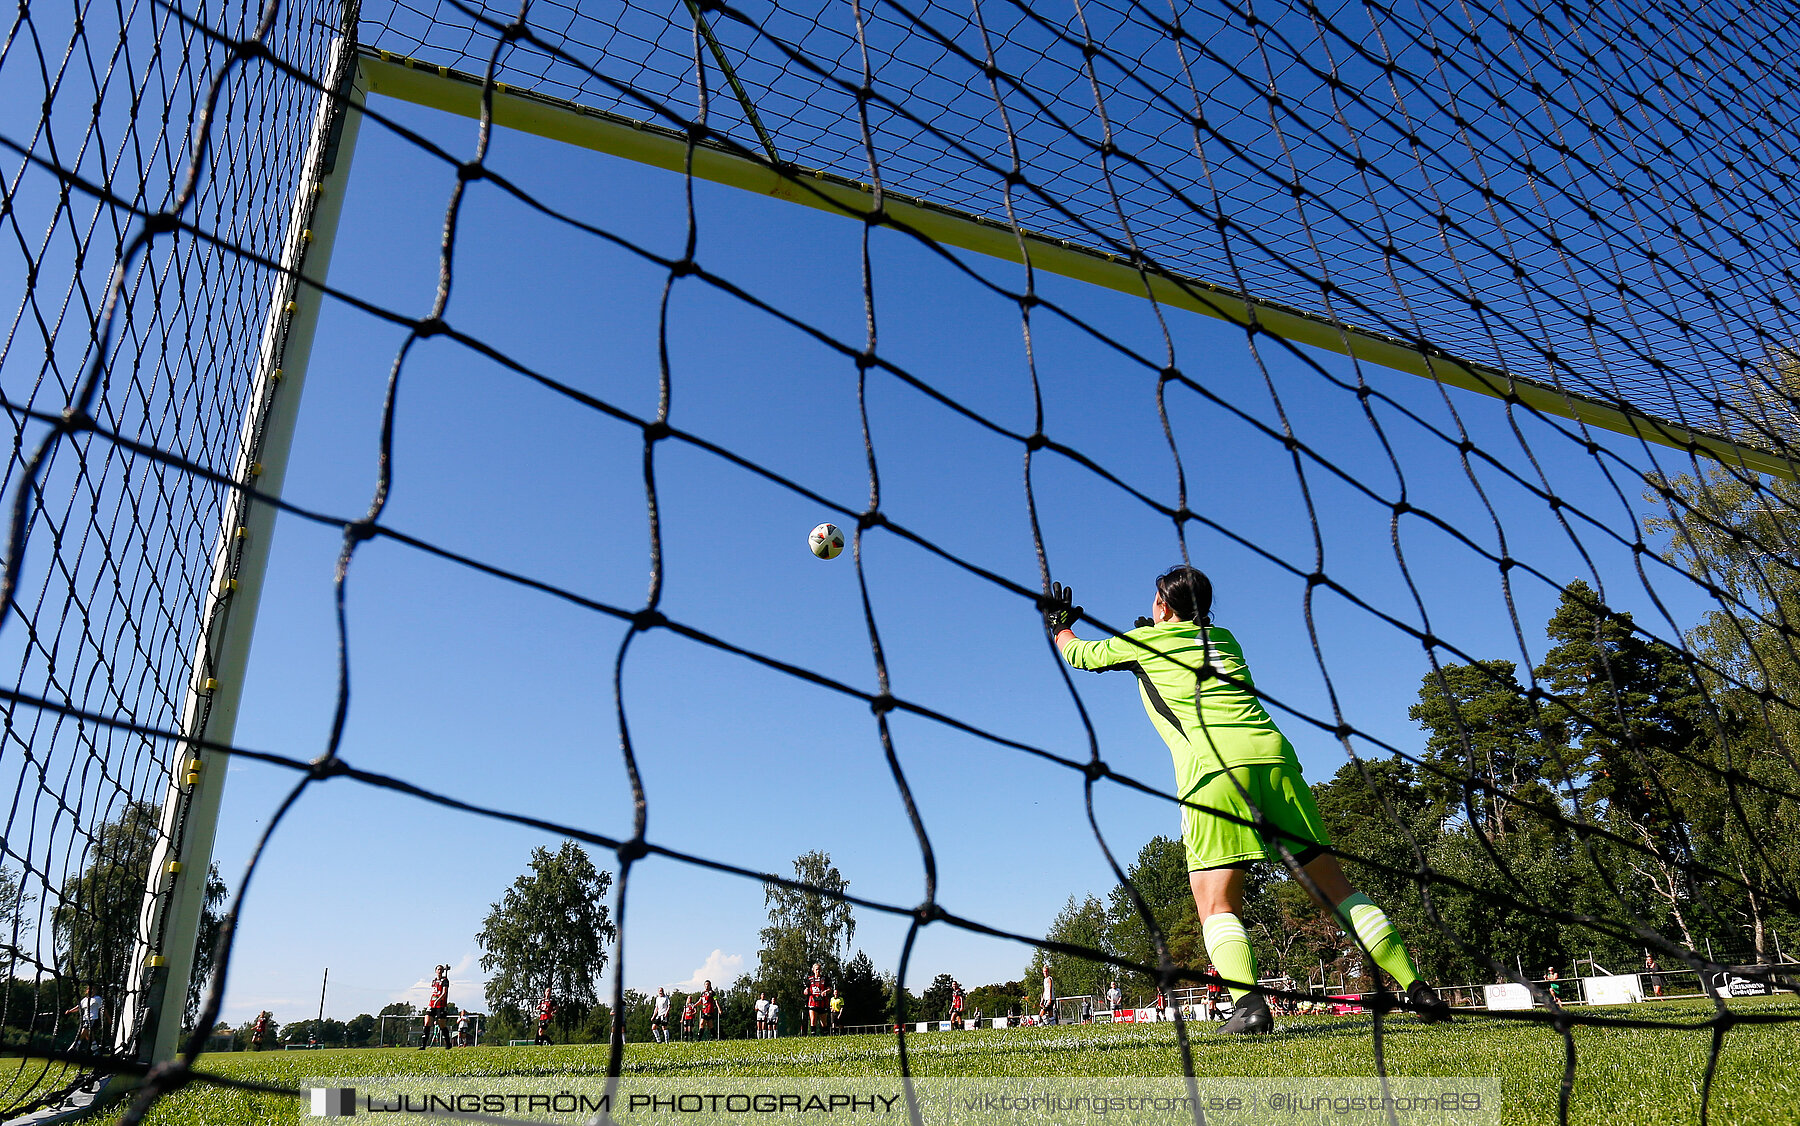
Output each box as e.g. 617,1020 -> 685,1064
357,48 -> 1797,484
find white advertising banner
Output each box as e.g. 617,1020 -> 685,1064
1483,983 -> 1533,1010
1582,975 -> 1643,1006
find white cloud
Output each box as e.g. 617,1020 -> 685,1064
392,952 -> 487,1008
670,950 -> 741,993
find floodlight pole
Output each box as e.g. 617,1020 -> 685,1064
118,29 -> 367,1067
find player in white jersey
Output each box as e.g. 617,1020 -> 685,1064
651,987 -> 671,1043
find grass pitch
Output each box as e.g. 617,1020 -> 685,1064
101,996 -> 1800,1125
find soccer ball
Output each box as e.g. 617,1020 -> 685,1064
808,523 -> 845,559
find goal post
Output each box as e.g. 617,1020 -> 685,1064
355,50 -> 1799,485
118,28 -> 370,1070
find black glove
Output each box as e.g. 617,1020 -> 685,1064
1044,582 -> 1082,633
1134,616 -> 1155,629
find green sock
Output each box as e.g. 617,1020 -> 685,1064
1339,892 -> 1419,990
1201,912 -> 1258,1002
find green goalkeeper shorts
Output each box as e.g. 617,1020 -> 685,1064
1182,759 -> 1331,871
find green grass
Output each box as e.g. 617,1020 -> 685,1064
109,996 -> 1799,1125
1,1053 -> 86,1115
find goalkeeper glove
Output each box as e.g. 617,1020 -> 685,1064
1044,582 -> 1082,633
1134,616 -> 1155,628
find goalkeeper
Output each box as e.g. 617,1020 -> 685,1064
1049,565 -> 1449,1035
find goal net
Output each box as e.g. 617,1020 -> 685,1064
2,0 -> 1797,1121
378,1011 -> 485,1048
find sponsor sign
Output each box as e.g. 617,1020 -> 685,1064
1483,983 -> 1533,1011
1582,975 -> 1643,1006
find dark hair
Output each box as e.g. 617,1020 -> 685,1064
1155,565 -> 1213,624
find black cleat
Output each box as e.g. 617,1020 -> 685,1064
1407,980 -> 1452,1024
1217,992 -> 1273,1035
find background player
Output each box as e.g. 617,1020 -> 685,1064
699,980 -> 718,1040
1051,567 -> 1450,1034
64,986 -> 103,1056
419,965 -> 454,1049
804,964 -> 829,1035
534,987 -> 555,1045
651,987 -> 670,1043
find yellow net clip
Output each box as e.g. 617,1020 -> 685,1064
166,860 -> 182,875
145,955 -> 167,969
250,461 -> 264,477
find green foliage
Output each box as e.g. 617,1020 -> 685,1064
964,980 -> 1025,1022
836,951 -> 887,1026
345,1013 -> 376,1047
185,864 -> 229,1027
1409,660 -> 1564,835
917,973 -> 956,1021
719,977 -> 757,1040
475,840 -> 616,1040
620,989 -> 652,1043
53,800 -> 158,1000
1105,836 -> 1200,993
755,851 -> 855,1025
1028,894 -> 1113,1001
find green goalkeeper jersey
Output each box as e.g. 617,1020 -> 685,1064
1059,621 -> 1296,797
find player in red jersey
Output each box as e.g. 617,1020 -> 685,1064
699,980 -> 718,1040
419,965 -> 454,1049
950,982 -> 965,1030
804,964 -> 829,1035
681,996 -> 696,1040
534,987 -> 555,1045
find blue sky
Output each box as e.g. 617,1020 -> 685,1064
200,86 -> 1724,1027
